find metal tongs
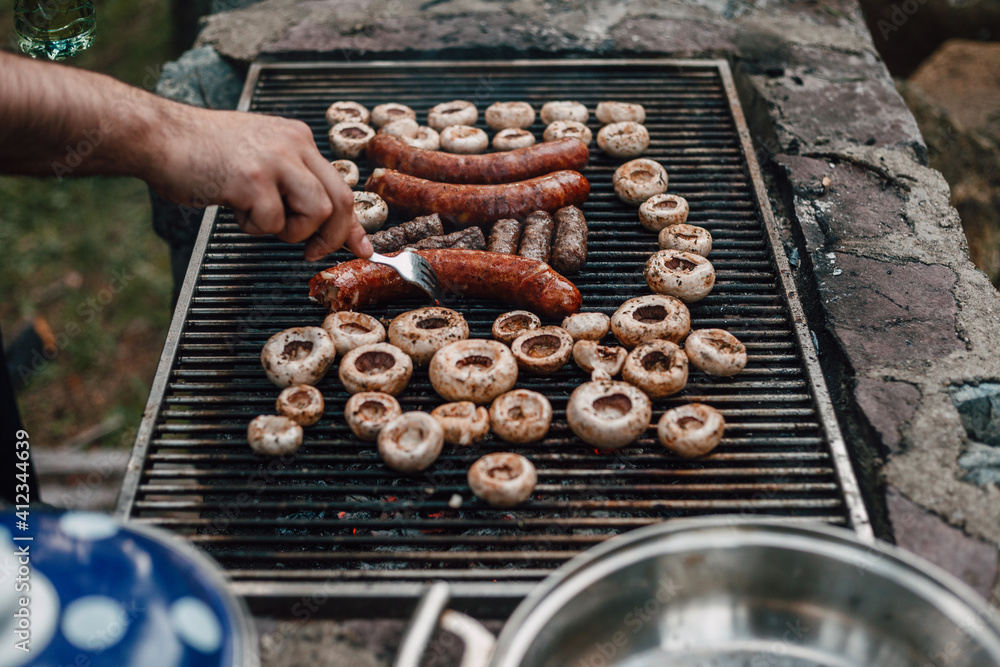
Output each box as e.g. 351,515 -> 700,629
368,248 -> 442,303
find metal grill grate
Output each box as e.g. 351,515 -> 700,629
117,60 -> 870,613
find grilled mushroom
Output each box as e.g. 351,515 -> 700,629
431,401 -> 490,446
331,159 -> 359,188
344,391 -> 402,441
388,306 -> 470,366
379,117 -> 420,138
566,380 -> 652,449
621,340 -> 688,398
328,121 -> 375,159
644,249 -> 716,303
261,326 -> 336,388
406,126 -> 441,151
684,329 -> 747,377
657,403 -> 725,458
540,100 -> 588,124
354,192 -> 389,233
440,125 -> 489,154
322,311 -> 386,356
429,339 -> 518,404
275,384 -> 325,426
572,340 -> 628,381
596,121 -> 649,159
248,415 -> 303,456
639,194 -> 690,232
338,342 -> 413,396
485,101 -> 536,130
561,312 -> 610,341
596,101 -> 646,125
493,128 -> 536,151
492,310 -> 541,346
658,223 -> 712,257
467,452 -> 537,508
613,159 -> 668,206
371,102 -> 416,129
325,101 -> 369,126
489,389 -> 552,444
378,412 -> 444,472
543,121 -> 592,145
510,326 -> 574,375
610,295 -> 691,348
428,100 -> 478,130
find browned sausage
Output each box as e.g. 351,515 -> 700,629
365,168 -> 590,228
366,134 -> 589,184
368,213 -> 443,253
550,205 -> 588,274
406,227 -> 486,250
518,210 -> 554,263
308,249 -> 582,319
488,219 -> 521,254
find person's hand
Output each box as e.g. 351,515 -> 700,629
146,105 -> 372,261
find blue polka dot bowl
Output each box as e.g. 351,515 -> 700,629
0,511 -> 256,667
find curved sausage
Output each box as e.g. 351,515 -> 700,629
488,219 -> 521,254
550,205 -> 588,274
365,168 -> 590,228
366,134 -> 589,184
309,249 -> 582,319
518,211 -> 554,263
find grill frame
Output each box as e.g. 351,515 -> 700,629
117,59 -> 872,616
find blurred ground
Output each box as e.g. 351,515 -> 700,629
0,0 -> 177,451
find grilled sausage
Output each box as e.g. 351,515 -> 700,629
518,211 -> 555,263
365,168 -> 590,228
488,218 -> 522,254
309,249 -> 582,319
550,205 -> 588,275
368,213 -> 444,254
406,227 -> 486,251
365,134 -> 589,184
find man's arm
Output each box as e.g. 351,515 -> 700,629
0,51 -> 371,261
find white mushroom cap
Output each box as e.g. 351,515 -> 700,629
658,403 -> 725,458
540,100 -> 588,124
353,191 -> 389,233
561,312 -> 611,341
379,117 -> 420,138
322,311 -> 386,356
388,306 -> 470,366
428,100 -> 478,130
644,249 -> 716,303
596,101 -> 646,125
658,223 -> 712,257
338,342 -> 414,396
429,339 -> 518,404
275,384 -> 325,426
326,101 -> 370,126
405,126 -> 441,151
610,295 -> 691,348
485,101 -> 536,130
378,411 -> 444,472
489,389 -> 552,444
572,340 -> 627,380
621,340 -> 689,398
684,329 -> 747,377
492,310 -> 541,346
510,326 -> 574,375
331,159 -> 360,188
248,415 -> 303,456
639,194 -> 690,232
431,401 -> 490,446
440,125 -> 489,154
493,128 -> 536,151
261,326 -> 336,388
613,159 -> 668,206
371,102 -> 416,129
543,120 -> 592,145
467,452 -> 537,507
328,121 -> 376,159
344,391 -> 402,441
596,122 -> 650,159
566,380 -> 652,449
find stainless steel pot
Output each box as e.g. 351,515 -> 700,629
395,518 -> 1000,667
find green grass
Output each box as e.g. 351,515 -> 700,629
1,0 -> 177,449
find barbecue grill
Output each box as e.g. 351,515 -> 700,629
116,59 -> 872,617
